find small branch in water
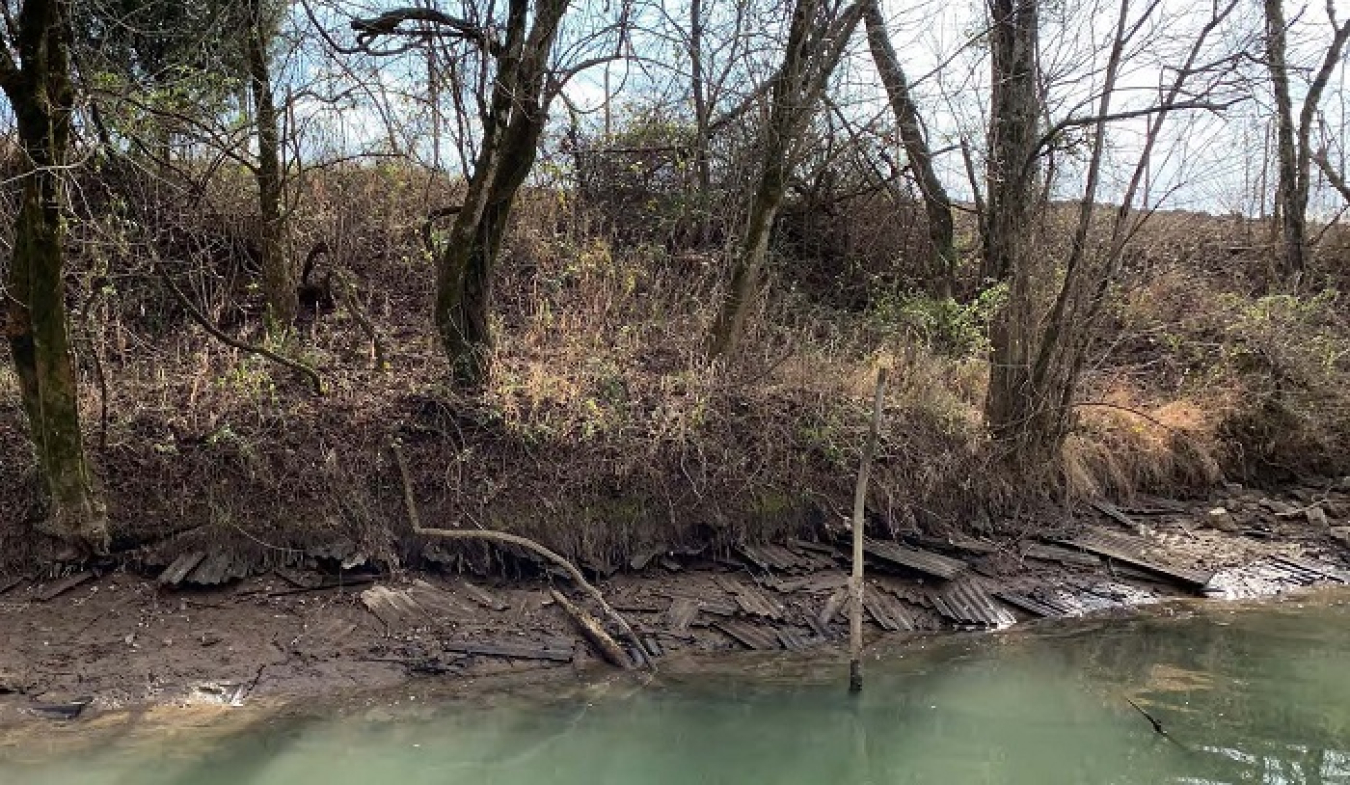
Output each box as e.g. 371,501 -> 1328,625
1126,697 -> 1190,751
1127,697 -> 1167,736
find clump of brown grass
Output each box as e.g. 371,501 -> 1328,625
7,162 -> 1350,574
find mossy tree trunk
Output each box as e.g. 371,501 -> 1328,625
432,0 -> 567,386
245,0 -> 296,328
1,0 -> 109,552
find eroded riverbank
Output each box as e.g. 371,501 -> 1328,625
1,484 -> 1348,729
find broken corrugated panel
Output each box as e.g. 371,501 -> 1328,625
863,539 -> 967,580
361,585 -> 426,631
931,579 -> 1016,629
882,582 -> 933,608
766,572 -> 848,594
0,576 -> 24,596
788,538 -> 840,558
441,639 -> 574,662
776,628 -> 818,652
738,544 -> 810,573
1080,580 -> 1160,608
1021,543 -> 1101,568
716,577 -> 784,619
187,552 -> 250,586
1271,554 -> 1350,584
666,597 -> 699,632
1056,528 -> 1214,592
715,621 -> 778,651
1259,559 -> 1320,586
1092,499 -> 1142,530
460,580 -> 510,611
995,589 -> 1081,619
408,580 -> 476,618
35,571 -> 95,602
864,589 -> 914,632
159,552 -> 207,586
914,535 -> 999,555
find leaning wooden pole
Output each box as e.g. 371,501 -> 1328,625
849,367 -> 888,693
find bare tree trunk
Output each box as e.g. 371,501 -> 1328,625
709,0 -> 863,357
862,0 -> 956,298
984,0 -> 1237,468
690,0 -> 712,196
982,0 -> 1047,458
1,0 -> 109,553
1262,0 -> 1350,285
1265,0 -> 1305,281
246,0 -> 296,328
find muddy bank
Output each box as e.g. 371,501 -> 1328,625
1,484 -> 1348,728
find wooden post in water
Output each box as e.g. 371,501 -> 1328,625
850,367 -> 887,693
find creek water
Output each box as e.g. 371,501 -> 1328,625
3,592 -> 1349,785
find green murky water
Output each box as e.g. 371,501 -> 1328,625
4,593 -> 1350,784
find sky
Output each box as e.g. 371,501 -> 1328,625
280,0 -> 1350,219
2,0 -> 1348,220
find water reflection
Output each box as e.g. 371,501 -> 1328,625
3,593 -> 1349,784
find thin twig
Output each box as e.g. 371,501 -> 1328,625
157,263 -> 324,395
1074,401 -> 1179,435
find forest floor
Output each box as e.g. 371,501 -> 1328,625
1,479 -> 1347,732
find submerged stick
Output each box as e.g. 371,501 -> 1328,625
1126,697 -> 1190,751
390,441 -> 651,670
849,367 -> 888,693
1127,698 -> 1169,736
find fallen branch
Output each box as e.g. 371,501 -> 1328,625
390,440 -> 651,670
551,589 -> 633,669
157,264 -> 324,395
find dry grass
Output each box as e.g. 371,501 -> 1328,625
3,164 -> 1350,571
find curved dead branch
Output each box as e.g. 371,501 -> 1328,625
390,441 -> 651,670
350,7 -> 502,55
157,264 -> 324,395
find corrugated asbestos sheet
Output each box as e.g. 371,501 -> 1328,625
1271,554 -> 1350,584
863,588 -> 915,632
716,577 -> 785,620
995,589 -> 1083,618
715,621 -> 779,651
863,539 -> 968,580
738,544 -> 829,574
1056,528 -> 1214,592
930,579 -> 1016,629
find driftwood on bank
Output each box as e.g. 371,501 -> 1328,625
849,367 -> 888,693
551,589 -> 633,669
390,440 -> 650,670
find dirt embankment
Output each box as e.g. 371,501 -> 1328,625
2,480 -> 1347,727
